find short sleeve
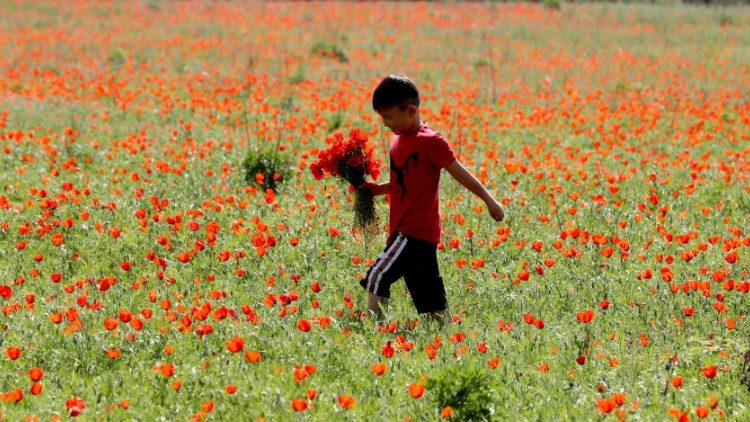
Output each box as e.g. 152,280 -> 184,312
426,133 -> 457,168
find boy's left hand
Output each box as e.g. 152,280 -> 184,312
487,201 -> 504,222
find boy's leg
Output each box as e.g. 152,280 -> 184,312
367,292 -> 389,321
403,238 -> 449,326
358,233 -> 409,320
426,307 -> 452,328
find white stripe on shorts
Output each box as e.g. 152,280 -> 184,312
367,233 -> 408,294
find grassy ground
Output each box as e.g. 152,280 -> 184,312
0,1 -> 748,420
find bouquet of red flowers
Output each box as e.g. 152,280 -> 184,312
309,128 -> 381,229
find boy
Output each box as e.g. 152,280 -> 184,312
359,74 -> 504,326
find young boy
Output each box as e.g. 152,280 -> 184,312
359,74 -> 504,326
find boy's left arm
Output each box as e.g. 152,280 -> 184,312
445,160 -> 504,221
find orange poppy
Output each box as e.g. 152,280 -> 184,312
245,351 -> 262,363
408,383 -> 425,398
291,398 -> 308,412
371,363 -> 387,375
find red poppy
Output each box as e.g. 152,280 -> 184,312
576,309 -> 595,323
6,347 -> 20,360
297,319 -> 312,332
201,401 -> 214,413
596,398 -> 616,414
382,341 -> 395,358
338,394 -> 355,409
66,396 -> 86,417
226,336 -> 244,353
0,285 -> 11,299
30,382 -> 43,396
701,365 -> 717,379
29,367 -> 43,381
291,398 -> 308,412
157,363 -> 175,377
103,318 -> 119,330
1,388 -> 23,403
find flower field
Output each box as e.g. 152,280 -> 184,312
0,1 -> 749,420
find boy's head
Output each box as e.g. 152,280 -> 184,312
372,74 -> 421,135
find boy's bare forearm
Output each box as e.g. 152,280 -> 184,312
446,161 -> 494,202
446,160 -> 505,221
464,177 -> 494,203
372,181 -> 390,196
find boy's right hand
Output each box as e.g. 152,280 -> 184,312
487,201 -> 505,222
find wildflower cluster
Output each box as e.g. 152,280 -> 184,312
309,128 -> 381,228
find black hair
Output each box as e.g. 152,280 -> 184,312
372,74 -> 420,112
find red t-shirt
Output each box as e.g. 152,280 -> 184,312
388,123 -> 456,244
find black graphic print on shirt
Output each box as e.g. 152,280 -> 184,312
390,152 -> 419,198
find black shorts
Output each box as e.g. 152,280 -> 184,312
359,232 -> 447,314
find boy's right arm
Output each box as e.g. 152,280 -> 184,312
359,181 -> 390,196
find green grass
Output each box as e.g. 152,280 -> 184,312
0,1 -> 748,420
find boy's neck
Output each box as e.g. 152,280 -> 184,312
402,116 -> 423,136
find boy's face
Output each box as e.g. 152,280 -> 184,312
377,105 -> 417,136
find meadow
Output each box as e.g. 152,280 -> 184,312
0,1 -> 749,420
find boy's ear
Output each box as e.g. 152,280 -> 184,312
408,105 -> 418,116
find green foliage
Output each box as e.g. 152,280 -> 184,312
427,365 -> 496,421
473,57 -> 492,69
242,147 -> 293,192
742,336 -> 750,392
108,46 -> 127,70
2,1 -> 750,420
719,12 -> 734,26
145,0 -> 162,12
288,64 -> 306,84
327,111 -> 344,133
544,0 -> 562,10
311,40 -> 348,63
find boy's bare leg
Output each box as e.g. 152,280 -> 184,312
427,307 -> 452,328
368,292 -> 389,321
